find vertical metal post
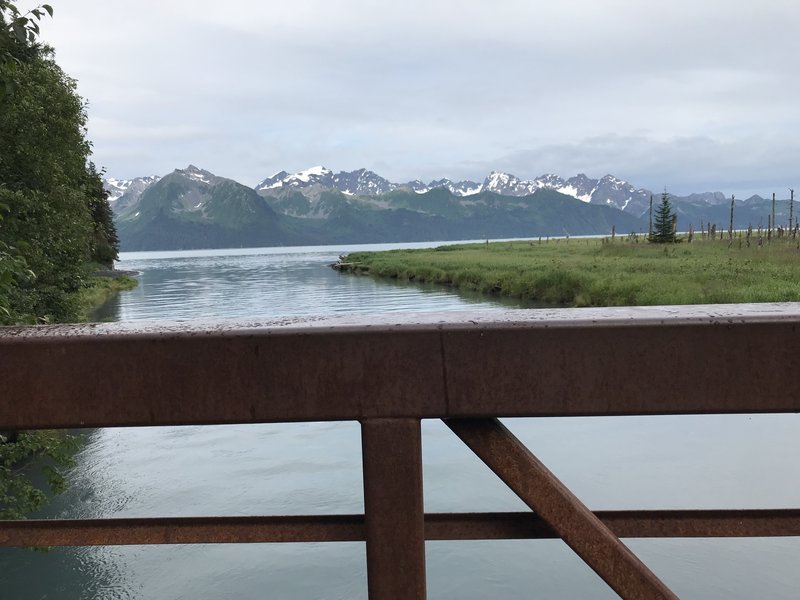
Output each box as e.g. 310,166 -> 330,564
361,418 -> 426,599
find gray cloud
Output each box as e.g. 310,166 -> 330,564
38,0 -> 800,193
489,134 -> 800,197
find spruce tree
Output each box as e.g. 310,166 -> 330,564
650,191 -> 676,243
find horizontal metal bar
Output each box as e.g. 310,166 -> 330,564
3,305 -> 800,429
2,510 -> 799,547
427,510 -> 800,539
0,515 -> 365,547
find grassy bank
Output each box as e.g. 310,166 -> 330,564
75,271 -> 138,321
339,237 -> 800,306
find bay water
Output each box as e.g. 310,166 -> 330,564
3,242 -> 800,599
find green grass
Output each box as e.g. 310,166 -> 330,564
340,236 -> 800,307
75,274 -> 138,321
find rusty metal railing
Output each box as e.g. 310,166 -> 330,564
2,304 -> 800,599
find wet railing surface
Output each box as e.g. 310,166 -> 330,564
2,304 -> 800,599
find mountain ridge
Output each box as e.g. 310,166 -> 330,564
112,166 -> 648,251
108,166 -> 746,219
106,165 -> 793,252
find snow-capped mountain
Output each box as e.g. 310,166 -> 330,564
408,178 -> 483,196
587,174 -> 651,213
257,166 -> 335,191
482,171 -> 540,196
333,168 -> 395,195
108,165 -> 737,222
104,175 -> 160,203
478,172 -> 653,213
179,164 -> 224,186
104,175 -> 160,215
109,164 -> 769,252
254,167 -> 655,212
258,168 -> 485,198
257,166 -> 396,196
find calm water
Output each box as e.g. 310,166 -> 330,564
3,243 -> 800,599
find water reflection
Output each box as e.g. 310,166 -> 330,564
111,242 -> 532,322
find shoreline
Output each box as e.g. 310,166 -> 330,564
336,237 -> 800,307
77,271 -> 139,321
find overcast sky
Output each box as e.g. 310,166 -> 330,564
38,0 -> 800,195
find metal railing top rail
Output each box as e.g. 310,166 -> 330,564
2,303 -> 800,430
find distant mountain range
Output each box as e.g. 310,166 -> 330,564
254,167 -> 665,214
106,166 -> 794,251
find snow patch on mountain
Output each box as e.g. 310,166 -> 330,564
556,185 -> 592,203
180,165 -> 218,185
104,175 -> 160,203
295,165 -> 332,183
256,166 -> 656,211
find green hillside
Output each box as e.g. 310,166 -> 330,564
118,172 -> 646,250
117,169 -> 292,250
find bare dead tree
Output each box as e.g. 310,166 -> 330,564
772,192 -> 776,240
729,195 -> 735,243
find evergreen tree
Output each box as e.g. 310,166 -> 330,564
649,191 -> 676,243
85,162 -> 120,267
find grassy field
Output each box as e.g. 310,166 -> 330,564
340,236 -> 800,306
75,272 -> 138,321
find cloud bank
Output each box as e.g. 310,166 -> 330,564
38,0 -> 800,195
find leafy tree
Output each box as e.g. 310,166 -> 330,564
0,3 -> 119,321
1,1 -> 111,519
0,431 -> 79,519
0,45 -> 95,320
1,1 -> 52,94
649,191 -> 676,243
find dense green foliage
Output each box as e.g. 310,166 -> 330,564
650,192 -> 676,243
1,2 -> 122,520
0,1 -> 52,93
0,430 -> 79,519
342,237 -> 800,307
75,272 -> 137,320
1,2 -> 119,324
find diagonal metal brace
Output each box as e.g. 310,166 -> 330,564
445,418 -> 678,600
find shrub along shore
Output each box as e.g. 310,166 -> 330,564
77,271 -> 138,321
336,236 -> 800,307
